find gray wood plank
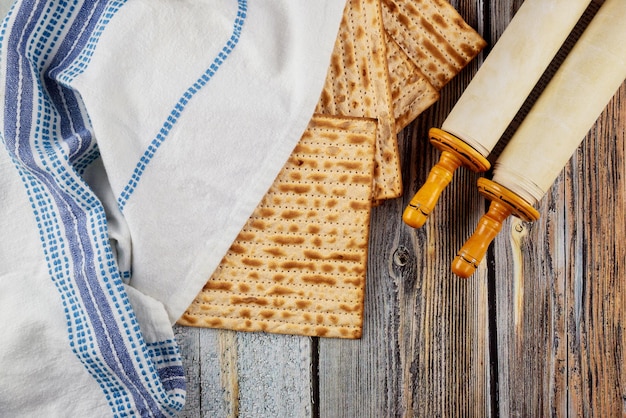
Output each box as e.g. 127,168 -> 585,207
174,326 -> 203,417
175,327 -> 239,417
175,325 -> 314,418
236,332 -> 313,418
317,88 -> 493,418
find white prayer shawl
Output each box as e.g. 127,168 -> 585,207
0,0 -> 344,416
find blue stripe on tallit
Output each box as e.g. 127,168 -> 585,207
0,0 -> 196,416
17,3 -> 163,413
4,2 -> 163,415
148,340 -> 187,392
116,0 -> 248,211
39,12 -> 157,413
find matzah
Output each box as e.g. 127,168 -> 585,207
316,0 -> 402,202
386,32 -> 440,132
315,0 -> 486,203
381,0 -> 487,90
179,115 -> 377,339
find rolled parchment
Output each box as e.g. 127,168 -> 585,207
454,0 -> 626,278
403,0 -> 591,228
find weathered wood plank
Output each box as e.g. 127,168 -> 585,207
492,83 -> 625,417
318,1 -> 492,415
174,327 -> 239,417
174,326 -> 313,417
174,327 -> 203,417
236,333 -> 313,417
492,188 -> 570,416
567,83 -> 625,416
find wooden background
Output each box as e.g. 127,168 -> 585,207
174,0 -> 625,416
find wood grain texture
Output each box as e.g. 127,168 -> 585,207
492,83 -> 626,418
173,0 -> 625,416
175,327 -> 314,417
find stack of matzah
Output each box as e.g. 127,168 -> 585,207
178,0 -> 485,338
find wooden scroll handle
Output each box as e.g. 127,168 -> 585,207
452,178 -> 540,278
402,128 -> 490,229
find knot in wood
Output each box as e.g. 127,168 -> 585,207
393,246 -> 411,266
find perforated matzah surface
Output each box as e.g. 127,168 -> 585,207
316,0 -> 401,202
381,0 -> 487,90
179,115 -> 377,339
385,32 -> 440,132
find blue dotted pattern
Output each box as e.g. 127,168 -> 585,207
0,0 -> 225,415
116,0 -> 248,211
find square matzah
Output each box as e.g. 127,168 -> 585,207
179,115 -> 377,339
